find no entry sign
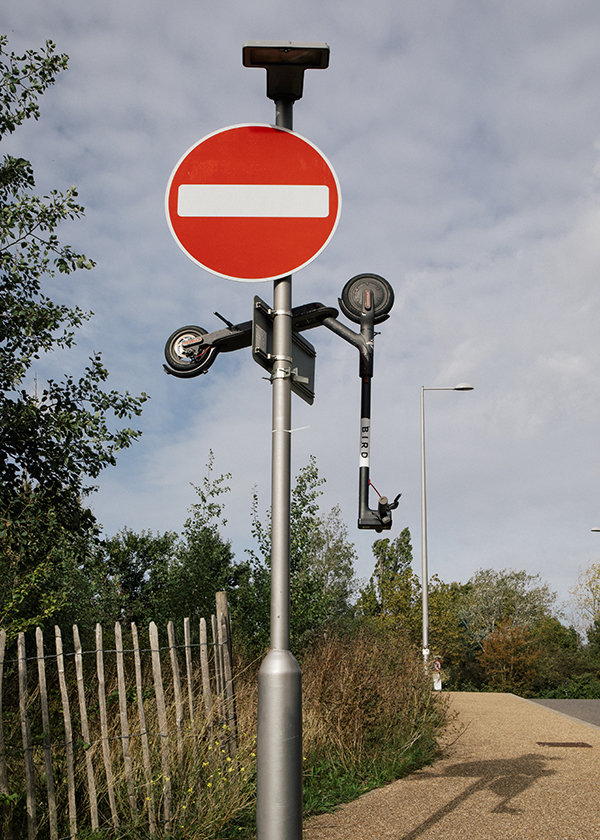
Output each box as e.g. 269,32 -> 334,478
165,124 -> 341,282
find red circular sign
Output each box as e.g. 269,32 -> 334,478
165,124 -> 341,282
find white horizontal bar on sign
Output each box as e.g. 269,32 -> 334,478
177,184 -> 330,218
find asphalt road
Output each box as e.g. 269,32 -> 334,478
527,697 -> 600,727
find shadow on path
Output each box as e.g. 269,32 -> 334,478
399,753 -> 559,839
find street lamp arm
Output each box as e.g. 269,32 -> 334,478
422,383 -> 474,393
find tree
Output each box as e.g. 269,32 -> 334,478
458,568 -> 557,649
354,576 -> 380,618
310,504 -> 357,618
479,620 -> 541,695
99,528 -> 179,626
0,491 -> 95,639
570,561 -> 600,635
0,37 -> 147,634
426,575 -> 472,686
356,529 -> 421,642
586,618 -> 600,659
246,456 -> 357,652
0,36 -> 147,506
373,529 -> 414,615
529,616 -> 593,697
164,458 -> 243,629
93,453 -> 248,636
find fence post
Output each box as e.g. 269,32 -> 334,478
36,628 -> 58,840
115,622 -> 137,817
96,623 -> 120,829
131,622 -> 156,836
0,628 -> 11,838
72,625 -> 99,832
183,617 -> 196,735
149,621 -> 172,832
167,621 -> 185,768
17,633 -> 36,840
212,613 -> 224,724
199,617 -> 214,733
55,627 -> 77,839
216,593 -> 238,756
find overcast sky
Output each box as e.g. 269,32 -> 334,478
4,0 -> 600,619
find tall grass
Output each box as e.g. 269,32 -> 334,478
301,626 -> 446,815
81,678 -> 259,840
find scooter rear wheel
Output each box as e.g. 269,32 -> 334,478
164,325 -> 218,376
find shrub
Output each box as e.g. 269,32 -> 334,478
301,626 -> 447,814
538,672 -> 600,699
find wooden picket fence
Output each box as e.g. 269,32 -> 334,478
0,592 -> 237,840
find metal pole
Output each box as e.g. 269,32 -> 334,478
420,384 -> 473,670
420,386 -> 430,667
256,97 -> 303,840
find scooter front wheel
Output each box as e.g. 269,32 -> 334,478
339,273 -> 395,324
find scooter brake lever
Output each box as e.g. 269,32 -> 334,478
388,493 -> 401,511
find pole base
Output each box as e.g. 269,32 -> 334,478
256,649 -> 303,840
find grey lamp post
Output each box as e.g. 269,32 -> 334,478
242,41 -> 329,840
420,383 -> 473,667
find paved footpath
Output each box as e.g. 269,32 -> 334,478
303,691 -> 600,840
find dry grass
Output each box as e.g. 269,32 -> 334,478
303,627 -> 445,762
301,626 -> 448,814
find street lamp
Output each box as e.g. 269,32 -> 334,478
420,383 -> 473,670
